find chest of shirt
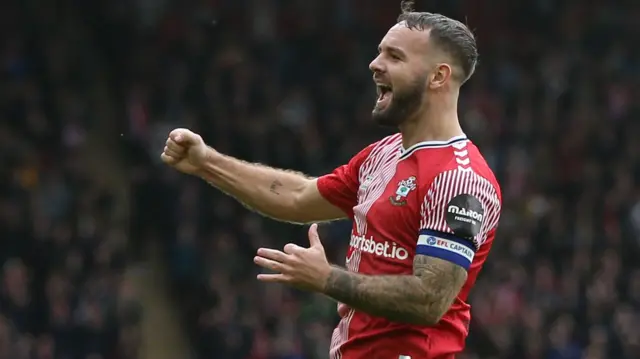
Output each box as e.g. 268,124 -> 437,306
352,161 -> 421,240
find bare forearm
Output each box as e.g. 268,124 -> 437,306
323,268 -> 437,325
323,257 -> 466,325
197,148 -> 311,223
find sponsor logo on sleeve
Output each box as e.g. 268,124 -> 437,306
445,194 -> 484,239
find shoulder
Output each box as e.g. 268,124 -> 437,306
414,140 -> 501,246
426,168 -> 502,221
325,134 -> 402,185
358,133 -> 403,161
351,133 -> 403,170
410,139 -> 500,195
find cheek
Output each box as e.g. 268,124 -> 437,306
390,65 -> 422,89
391,75 -> 414,94
388,68 -> 407,87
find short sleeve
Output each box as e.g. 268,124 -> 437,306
416,169 -> 502,270
316,145 -> 374,218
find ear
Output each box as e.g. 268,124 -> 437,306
428,63 -> 452,89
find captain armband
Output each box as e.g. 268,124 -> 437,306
416,230 -> 476,270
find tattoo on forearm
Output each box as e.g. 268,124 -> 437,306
323,255 -> 467,325
269,179 -> 283,194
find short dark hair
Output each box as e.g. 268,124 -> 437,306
397,0 -> 478,84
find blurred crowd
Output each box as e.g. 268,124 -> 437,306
2,0 -> 640,358
0,1 -> 141,358
123,0 -> 640,358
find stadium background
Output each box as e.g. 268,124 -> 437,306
1,0 -> 639,358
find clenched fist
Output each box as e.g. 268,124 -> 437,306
160,128 -> 210,175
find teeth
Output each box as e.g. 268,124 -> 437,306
377,90 -> 389,102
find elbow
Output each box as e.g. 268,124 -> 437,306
289,178 -> 344,224
421,312 -> 444,327
418,302 -> 448,326
289,180 -> 314,224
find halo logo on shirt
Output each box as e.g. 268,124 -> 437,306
445,194 -> 484,238
359,175 -> 374,191
389,176 -> 417,206
349,233 -> 409,260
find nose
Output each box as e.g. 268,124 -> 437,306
369,54 -> 385,74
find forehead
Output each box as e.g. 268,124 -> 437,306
379,22 -> 431,55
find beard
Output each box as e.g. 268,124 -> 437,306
372,77 -> 426,127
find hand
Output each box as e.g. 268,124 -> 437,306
254,223 -> 332,292
160,128 -> 210,175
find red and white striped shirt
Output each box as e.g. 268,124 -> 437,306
317,133 -> 502,359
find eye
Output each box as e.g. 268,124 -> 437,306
390,53 -> 401,61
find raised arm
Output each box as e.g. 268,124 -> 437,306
160,128 -> 352,224
198,153 -> 344,223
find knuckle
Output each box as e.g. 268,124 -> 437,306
274,263 -> 286,272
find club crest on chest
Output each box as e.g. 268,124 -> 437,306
389,176 -> 417,206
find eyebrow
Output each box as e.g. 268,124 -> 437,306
378,45 -> 406,57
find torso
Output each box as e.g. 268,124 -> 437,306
331,133 -> 500,359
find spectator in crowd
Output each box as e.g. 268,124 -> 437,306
0,1 -> 142,358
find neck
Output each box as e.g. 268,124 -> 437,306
399,91 -> 464,149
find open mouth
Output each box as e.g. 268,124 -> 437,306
376,85 -> 393,106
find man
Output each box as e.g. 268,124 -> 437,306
161,1 -> 502,358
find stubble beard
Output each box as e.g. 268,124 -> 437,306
372,78 -> 426,128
